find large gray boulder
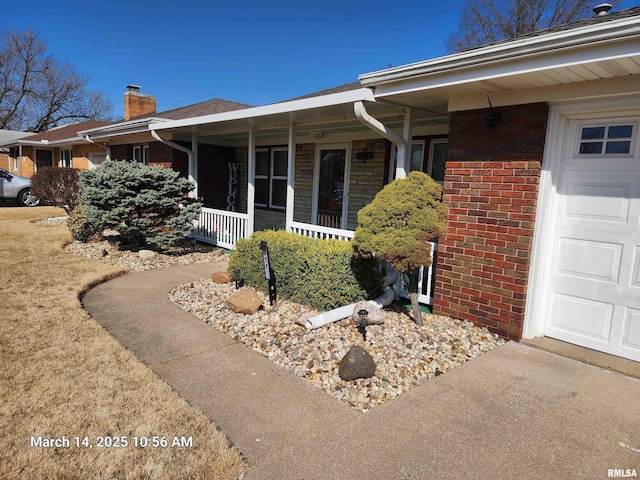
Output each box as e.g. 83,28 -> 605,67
338,346 -> 376,381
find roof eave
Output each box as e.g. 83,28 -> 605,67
150,88 -> 376,132
359,15 -> 640,86
79,117 -> 169,137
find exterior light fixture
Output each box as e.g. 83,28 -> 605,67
357,309 -> 369,341
486,96 -> 502,128
356,146 -> 375,163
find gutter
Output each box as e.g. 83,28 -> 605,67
359,15 -> 640,86
150,130 -> 197,198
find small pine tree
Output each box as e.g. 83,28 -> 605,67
353,171 -> 448,326
78,160 -> 202,250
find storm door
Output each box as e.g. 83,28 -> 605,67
312,145 -> 350,229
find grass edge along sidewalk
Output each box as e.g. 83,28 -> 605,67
0,207 -> 247,480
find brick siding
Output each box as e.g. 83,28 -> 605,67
433,103 -> 549,339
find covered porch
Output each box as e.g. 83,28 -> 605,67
150,86 -> 449,240
150,86 -> 450,304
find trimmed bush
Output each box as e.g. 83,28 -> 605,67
78,160 -> 202,250
353,171 -> 448,325
31,167 -> 80,214
228,230 -> 383,311
68,203 -> 99,242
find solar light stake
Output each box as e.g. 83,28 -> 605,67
357,309 -> 368,341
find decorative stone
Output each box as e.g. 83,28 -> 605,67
351,301 -> 385,325
138,249 -> 157,260
211,248 -> 225,257
211,271 -> 233,283
338,346 -> 376,381
226,289 -> 262,314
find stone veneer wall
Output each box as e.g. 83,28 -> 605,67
346,139 -> 388,230
433,103 -> 549,339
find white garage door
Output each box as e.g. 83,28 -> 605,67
545,118 -> 640,361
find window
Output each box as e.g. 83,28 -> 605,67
579,124 -> 634,155
133,145 -> 149,164
390,138 -> 448,184
60,149 -> 72,168
255,147 -> 287,209
427,139 -> 448,185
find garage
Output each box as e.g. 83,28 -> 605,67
532,108 -> 640,362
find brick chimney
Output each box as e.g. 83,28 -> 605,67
124,85 -> 156,121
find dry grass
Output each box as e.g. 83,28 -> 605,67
0,207 -> 247,479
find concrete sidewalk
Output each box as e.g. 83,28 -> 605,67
82,263 -> 640,479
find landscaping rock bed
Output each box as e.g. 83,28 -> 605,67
170,279 -> 505,411
65,238 -> 228,271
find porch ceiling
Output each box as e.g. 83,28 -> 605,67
162,98 -> 450,144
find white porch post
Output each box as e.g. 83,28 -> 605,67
286,123 -> 296,232
395,108 -> 413,179
190,133 -> 199,198
247,127 -> 256,237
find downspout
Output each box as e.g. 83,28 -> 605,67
83,135 -> 111,163
18,144 -> 22,176
354,101 -> 412,179
150,130 -> 197,198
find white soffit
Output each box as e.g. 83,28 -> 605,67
149,88 -> 377,136
361,15 -> 640,108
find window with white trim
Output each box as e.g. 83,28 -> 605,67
255,147 -> 287,209
60,149 -> 72,168
579,124 -> 634,155
133,145 -> 149,164
390,138 -> 448,184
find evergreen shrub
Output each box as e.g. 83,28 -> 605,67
228,230 -> 383,311
78,160 -> 202,250
68,203 -> 99,242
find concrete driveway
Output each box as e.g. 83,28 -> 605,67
82,263 -> 640,479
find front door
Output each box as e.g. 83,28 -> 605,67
313,144 -> 350,230
35,149 -> 52,171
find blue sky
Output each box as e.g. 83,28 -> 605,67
3,0 -> 638,117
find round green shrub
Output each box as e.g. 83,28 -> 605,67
228,230 -> 383,311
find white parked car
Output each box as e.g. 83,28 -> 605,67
0,168 -> 40,206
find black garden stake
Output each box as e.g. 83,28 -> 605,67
259,241 -> 277,306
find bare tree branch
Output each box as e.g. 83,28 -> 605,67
0,28 -> 113,132
446,0 -> 622,52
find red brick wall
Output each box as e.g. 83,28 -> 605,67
433,103 -> 549,339
110,145 -> 132,161
148,142 -> 173,169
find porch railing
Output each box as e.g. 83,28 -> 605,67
289,221 -> 355,241
417,241 -> 437,305
192,207 -> 249,250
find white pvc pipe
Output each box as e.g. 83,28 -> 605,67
303,266 -> 401,330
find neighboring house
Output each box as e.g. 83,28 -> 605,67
114,5 -> 636,362
77,85 -> 252,208
0,130 -> 32,172
0,120 -> 111,177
